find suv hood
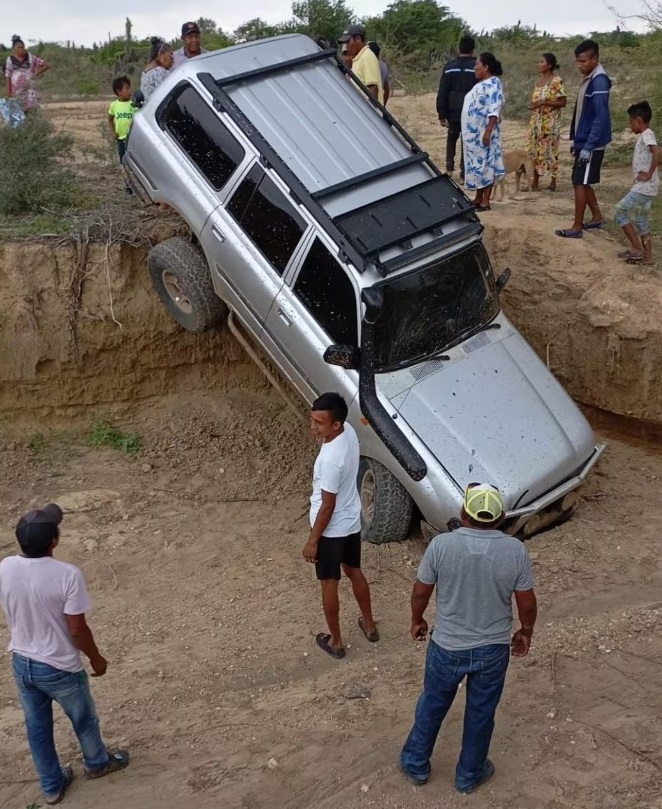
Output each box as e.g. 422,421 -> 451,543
384,330 -> 595,506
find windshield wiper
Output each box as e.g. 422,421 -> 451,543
388,348 -> 451,372
442,319 -> 501,353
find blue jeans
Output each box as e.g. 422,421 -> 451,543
400,640 -> 510,791
12,654 -> 109,799
614,189 -> 654,234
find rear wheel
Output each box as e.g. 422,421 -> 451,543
358,457 -> 414,545
148,237 -> 226,333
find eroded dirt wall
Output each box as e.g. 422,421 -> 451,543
1,222 -> 661,424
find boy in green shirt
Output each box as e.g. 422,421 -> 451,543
107,76 -> 135,164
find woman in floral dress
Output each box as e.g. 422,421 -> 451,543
461,52 -> 506,211
4,35 -> 50,113
527,53 -> 566,191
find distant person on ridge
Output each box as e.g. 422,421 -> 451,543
555,39 -> 612,239
338,24 -> 384,105
613,100 -> 659,265
141,37 -> 174,102
436,35 -> 477,182
4,34 -> 51,113
368,41 -> 391,106
173,21 -> 208,68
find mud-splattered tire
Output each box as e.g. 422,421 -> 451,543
358,457 -> 414,545
148,238 -> 226,333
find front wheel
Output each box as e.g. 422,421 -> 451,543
358,457 -> 414,545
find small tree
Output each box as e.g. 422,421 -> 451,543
234,18 -> 281,42
288,0 -> 355,41
0,114 -> 79,216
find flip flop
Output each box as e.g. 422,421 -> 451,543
358,616 -> 380,643
582,221 -> 606,230
555,229 -> 583,239
45,766 -> 74,805
618,249 -> 642,259
85,750 -> 130,780
316,633 -> 346,659
475,205 -> 491,212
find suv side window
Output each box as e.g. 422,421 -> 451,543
228,166 -> 307,275
293,238 -> 358,346
160,86 -> 245,190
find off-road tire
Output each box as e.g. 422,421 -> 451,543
148,238 -> 226,333
358,457 -> 414,545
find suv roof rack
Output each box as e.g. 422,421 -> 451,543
197,53 -> 478,277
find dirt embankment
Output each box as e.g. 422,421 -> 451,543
0,234 -> 267,418
2,222 -> 662,426
486,221 -> 662,425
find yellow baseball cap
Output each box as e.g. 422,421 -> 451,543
463,483 -> 504,523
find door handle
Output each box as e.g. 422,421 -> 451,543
277,307 -> 293,327
212,224 -> 226,243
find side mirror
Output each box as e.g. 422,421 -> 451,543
496,267 -> 511,292
360,287 -> 384,324
323,344 -> 361,370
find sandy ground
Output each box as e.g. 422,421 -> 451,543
1,96 -> 662,809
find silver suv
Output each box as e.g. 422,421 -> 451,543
124,34 -> 605,543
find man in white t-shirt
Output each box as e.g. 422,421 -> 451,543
303,392 -> 378,659
0,504 -> 129,805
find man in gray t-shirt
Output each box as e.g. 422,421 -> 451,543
400,483 -> 537,795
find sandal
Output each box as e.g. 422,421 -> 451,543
45,766 -> 74,805
85,749 -> 130,780
475,205 -> 491,212
358,616 -> 380,643
582,221 -> 606,231
555,229 -> 583,239
618,249 -> 642,259
316,633 -> 346,659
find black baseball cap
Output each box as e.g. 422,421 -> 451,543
338,24 -> 367,43
181,21 -> 201,37
16,503 -> 63,554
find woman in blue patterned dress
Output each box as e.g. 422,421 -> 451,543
461,52 -> 506,211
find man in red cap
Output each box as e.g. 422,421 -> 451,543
400,483 -> 537,795
0,504 -> 129,805
173,21 -> 208,68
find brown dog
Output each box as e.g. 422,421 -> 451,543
495,149 -> 535,201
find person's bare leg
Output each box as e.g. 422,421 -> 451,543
570,184 -> 587,231
342,565 -> 377,633
531,170 -> 539,192
320,579 -> 343,650
483,185 -> 493,207
621,223 -> 643,254
585,186 -> 604,224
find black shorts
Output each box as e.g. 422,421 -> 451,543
315,532 -> 361,581
571,149 -> 604,186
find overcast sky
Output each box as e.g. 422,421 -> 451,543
3,0 -> 643,47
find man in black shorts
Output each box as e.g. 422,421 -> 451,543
556,39 -> 612,239
302,393 -> 378,659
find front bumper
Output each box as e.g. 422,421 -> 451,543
505,443 -> 607,536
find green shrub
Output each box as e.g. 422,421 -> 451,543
88,419 -> 142,456
0,114 -> 79,216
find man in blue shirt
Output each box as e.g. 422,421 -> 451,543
400,483 -> 537,794
556,40 -> 612,239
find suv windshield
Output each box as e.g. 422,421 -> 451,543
372,243 -> 499,371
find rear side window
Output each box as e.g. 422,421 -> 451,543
293,238 -> 358,346
228,166 -> 307,275
160,86 -> 245,190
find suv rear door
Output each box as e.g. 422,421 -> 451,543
205,164 -> 309,336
